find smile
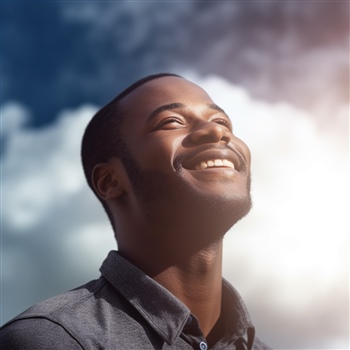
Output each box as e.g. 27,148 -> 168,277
180,146 -> 244,172
195,159 -> 235,170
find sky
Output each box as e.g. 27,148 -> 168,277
1,2 -> 349,349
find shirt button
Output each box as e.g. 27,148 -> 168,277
199,341 -> 208,350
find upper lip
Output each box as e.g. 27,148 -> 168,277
178,145 -> 246,172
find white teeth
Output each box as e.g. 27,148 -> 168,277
195,159 -> 235,170
199,161 -> 208,169
223,159 -> 234,168
214,159 -> 224,166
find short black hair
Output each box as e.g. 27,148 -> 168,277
81,73 -> 182,232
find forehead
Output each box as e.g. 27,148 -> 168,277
119,77 -> 214,120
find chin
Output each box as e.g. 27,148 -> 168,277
204,193 -> 252,233
187,174 -> 253,240
192,173 -> 252,221
226,195 -> 252,227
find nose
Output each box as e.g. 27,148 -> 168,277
188,122 -> 231,145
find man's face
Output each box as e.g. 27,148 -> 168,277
118,77 -> 252,235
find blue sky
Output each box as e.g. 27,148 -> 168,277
1,2 -> 349,349
2,2 -> 348,126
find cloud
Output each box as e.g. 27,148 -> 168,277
60,1 -> 349,113
3,2 -> 348,128
1,75 -> 348,348
0,102 -> 29,137
3,105 -> 95,230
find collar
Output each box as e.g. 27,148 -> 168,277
100,250 -> 255,348
221,279 -> 255,348
100,251 -> 190,345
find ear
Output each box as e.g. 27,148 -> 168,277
92,159 -> 125,200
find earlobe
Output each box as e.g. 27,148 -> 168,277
92,161 -> 125,200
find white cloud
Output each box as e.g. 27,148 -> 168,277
2,105 -> 98,230
1,76 -> 348,348
1,101 -> 29,136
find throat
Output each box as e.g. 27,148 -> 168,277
151,243 -> 224,338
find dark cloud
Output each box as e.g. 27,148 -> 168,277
2,2 -> 348,127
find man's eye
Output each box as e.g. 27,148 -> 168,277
155,118 -> 184,129
214,118 -> 232,130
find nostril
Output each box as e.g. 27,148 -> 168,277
221,133 -> 231,144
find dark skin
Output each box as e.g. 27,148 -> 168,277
92,77 -> 251,346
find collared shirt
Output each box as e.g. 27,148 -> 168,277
0,251 -> 272,349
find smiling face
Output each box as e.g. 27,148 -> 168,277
117,76 -> 252,239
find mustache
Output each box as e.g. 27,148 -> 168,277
174,144 -> 247,173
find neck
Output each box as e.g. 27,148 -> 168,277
153,241 -> 223,338
119,228 -> 224,339
115,207 -> 228,341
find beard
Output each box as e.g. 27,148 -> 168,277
118,140 -> 252,239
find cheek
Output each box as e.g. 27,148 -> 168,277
129,134 -> 183,170
234,137 -> 251,168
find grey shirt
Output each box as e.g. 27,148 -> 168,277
1,251 -> 271,349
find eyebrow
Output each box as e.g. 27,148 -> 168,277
207,103 -> 227,116
147,103 -> 185,122
147,102 -> 228,122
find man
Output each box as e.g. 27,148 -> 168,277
1,74 -> 271,349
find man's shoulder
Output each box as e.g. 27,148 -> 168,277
0,276 -> 116,349
11,277 -> 106,321
0,317 -> 84,350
